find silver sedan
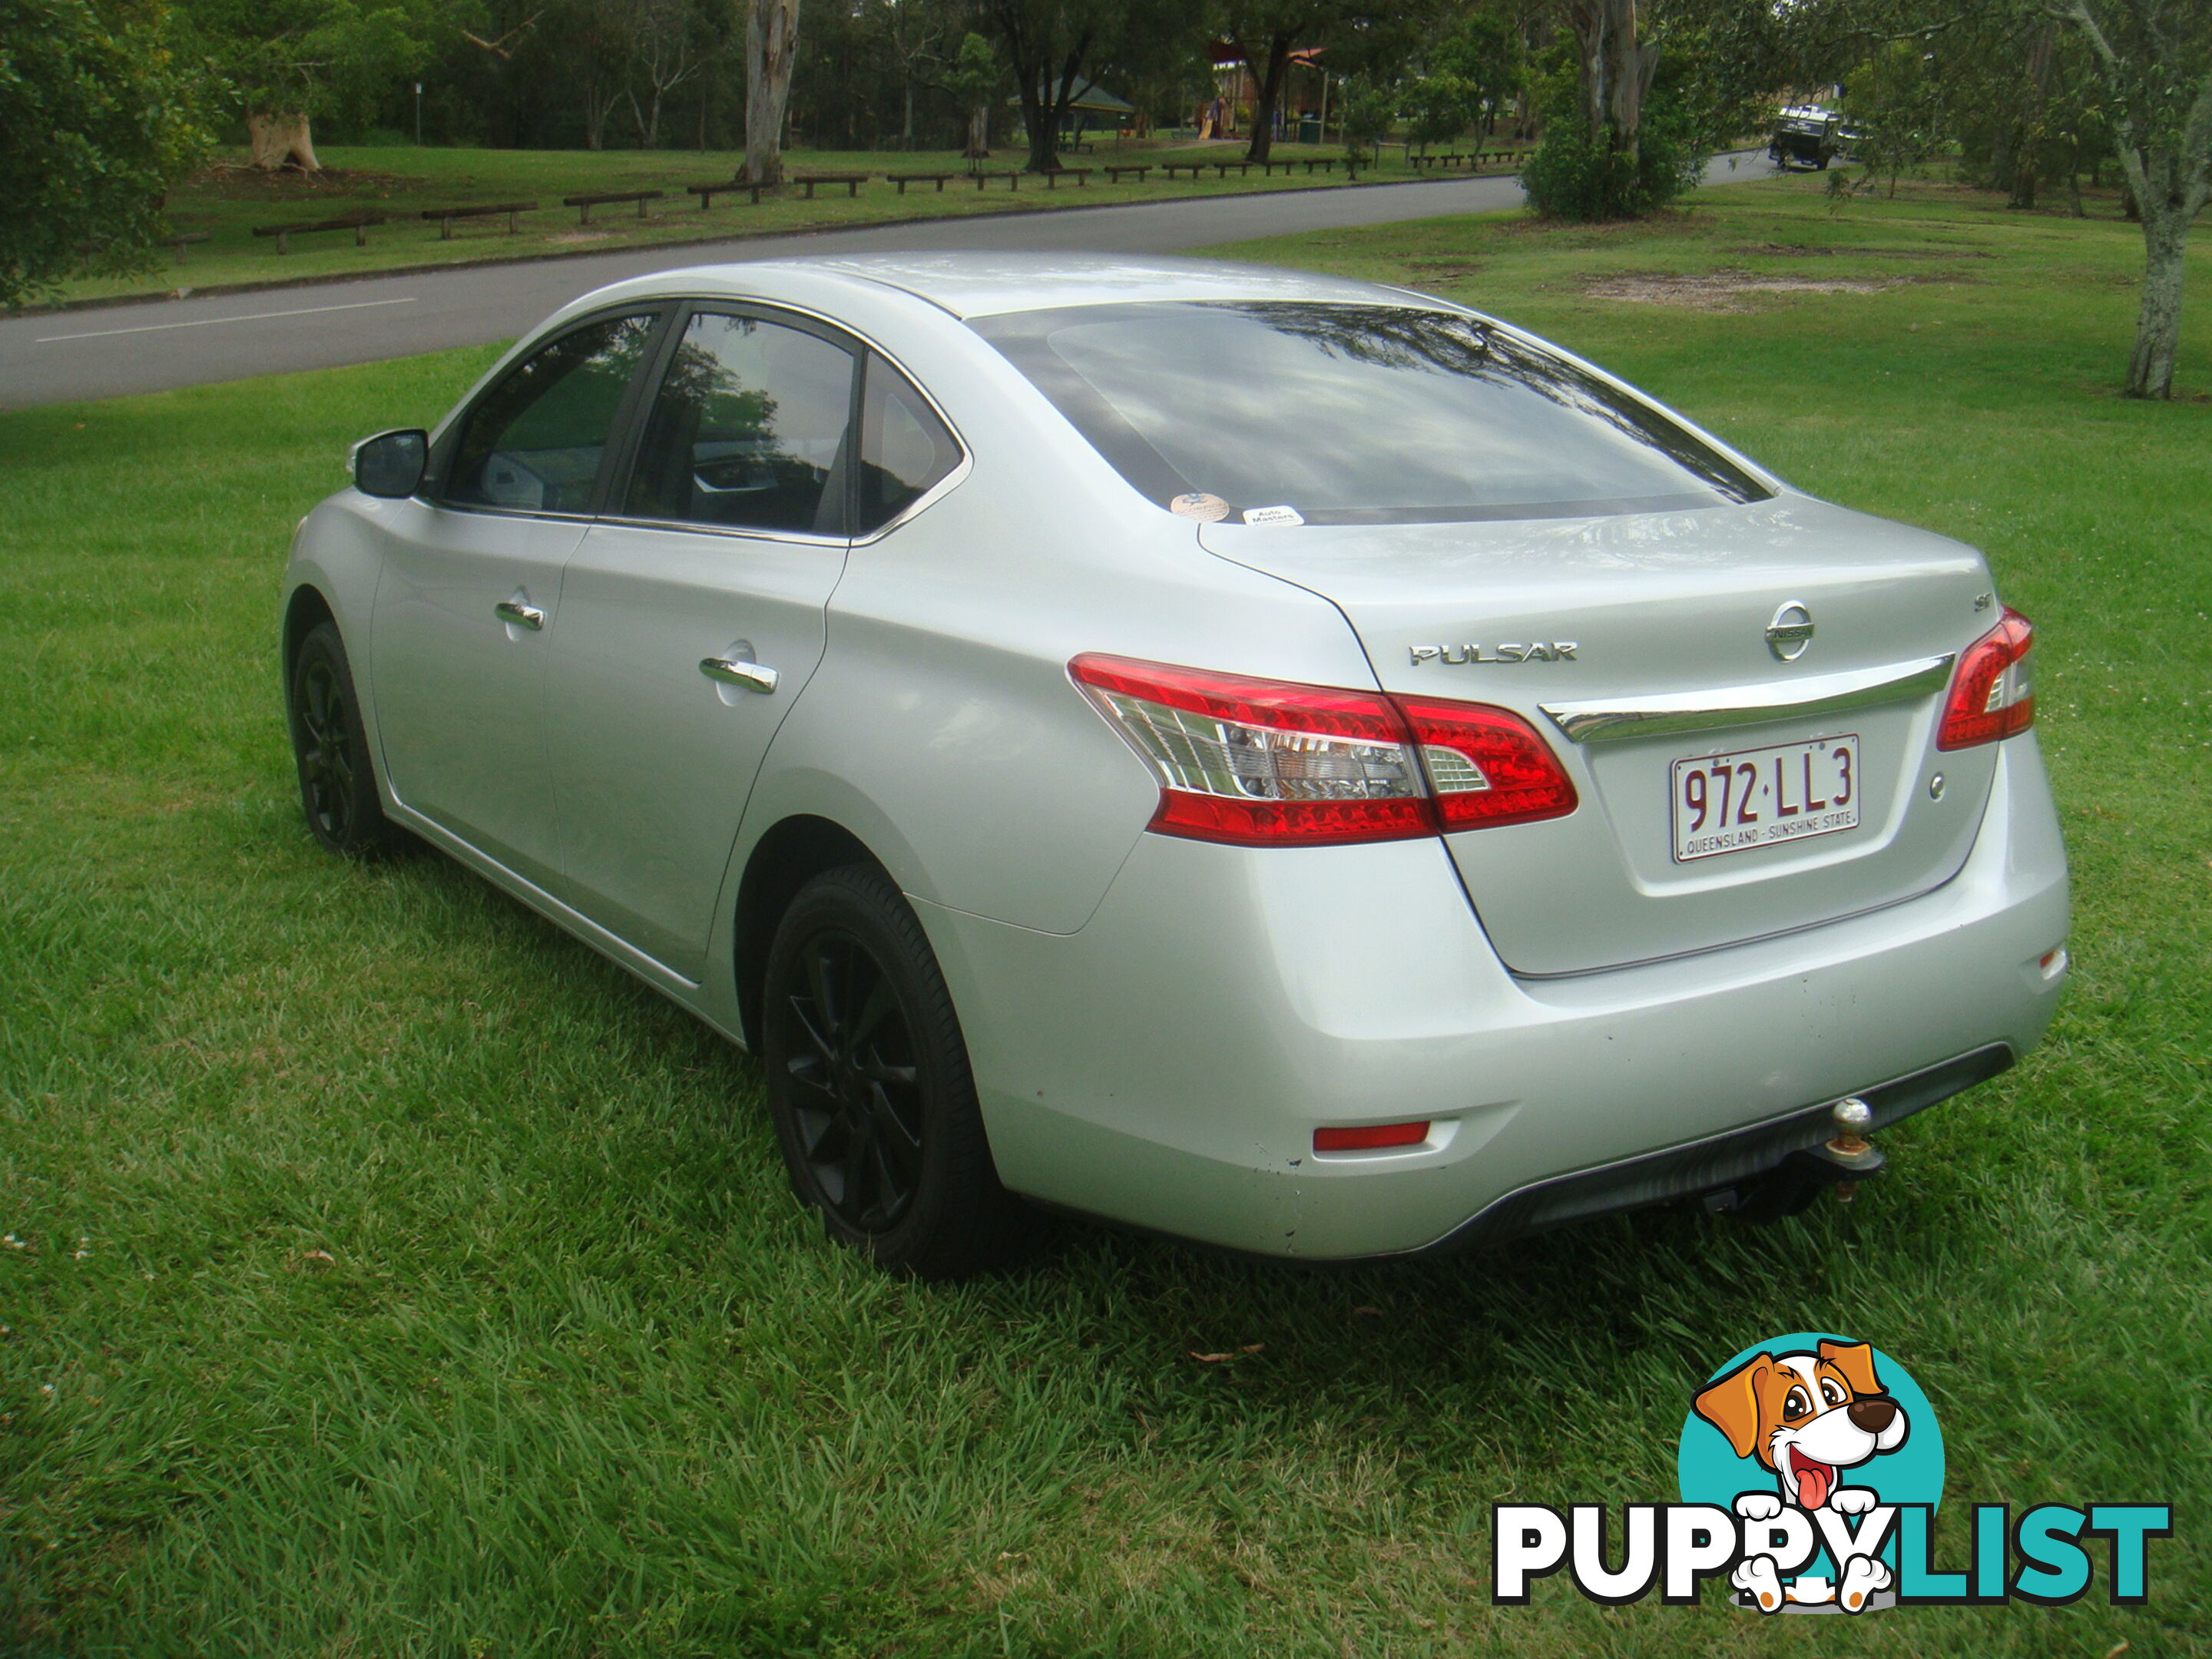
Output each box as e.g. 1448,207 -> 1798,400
283,253 -> 2068,1277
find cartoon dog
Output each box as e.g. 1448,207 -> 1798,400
1694,1339 -> 1909,1613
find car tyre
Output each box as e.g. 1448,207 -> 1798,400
760,863 -> 1026,1280
288,620 -> 406,858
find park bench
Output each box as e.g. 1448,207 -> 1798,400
1211,161 -> 1253,179
251,212 -> 385,254
167,230 -> 211,262
1159,163 -> 1206,181
790,171 -> 866,199
885,171 -> 956,194
969,170 -> 1022,190
1300,157 -> 1338,174
685,180 -> 767,209
1038,166 -> 1091,188
419,200 -> 535,240
563,190 -> 662,224
1103,164 -> 1151,184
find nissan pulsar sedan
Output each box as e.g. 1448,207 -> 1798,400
285,253 -> 2067,1278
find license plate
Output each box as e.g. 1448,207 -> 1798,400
1671,735 -> 1861,863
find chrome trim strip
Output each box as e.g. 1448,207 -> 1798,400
1540,653 -> 1955,743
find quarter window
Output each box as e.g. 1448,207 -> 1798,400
856,354 -> 962,534
624,312 -> 856,535
443,313 -> 659,514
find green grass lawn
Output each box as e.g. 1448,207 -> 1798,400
40,139 -> 1485,309
1,170 -> 2206,1654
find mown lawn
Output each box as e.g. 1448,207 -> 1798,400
0,172 -> 2205,1655
39,139 -> 1479,308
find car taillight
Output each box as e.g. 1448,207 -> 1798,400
1068,654 -> 1578,847
1937,605 -> 2035,750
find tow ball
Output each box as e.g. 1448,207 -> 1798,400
1822,1097 -> 1881,1203
1706,1097 -> 1886,1222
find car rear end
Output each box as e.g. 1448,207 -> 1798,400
868,265 -> 2068,1257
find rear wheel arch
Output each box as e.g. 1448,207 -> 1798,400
283,584 -> 336,684
733,815 -> 883,1048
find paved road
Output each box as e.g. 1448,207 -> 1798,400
0,154 -> 1767,408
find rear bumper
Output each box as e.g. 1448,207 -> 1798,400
919,739 -> 2068,1260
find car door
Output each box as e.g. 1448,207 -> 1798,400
546,307 -> 892,982
370,308 -> 665,887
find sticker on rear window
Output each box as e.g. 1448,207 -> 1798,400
1242,505 -> 1304,527
1169,492 -> 1230,522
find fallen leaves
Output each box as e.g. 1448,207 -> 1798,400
1190,1343 -> 1264,1363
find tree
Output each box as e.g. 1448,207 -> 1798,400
180,0 -> 446,169
979,0 -> 1195,173
1336,72 -> 1396,158
1523,0 -> 1783,217
1402,69 -> 1478,154
1839,38 -> 1943,195
2054,0 -> 2209,397
1221,0 -> 1442,164
1811,0 -> 2207,394
621,0 -> 700,145
1,0 -> 210,307
944,29 -> 998,160
740,0 -> 799,183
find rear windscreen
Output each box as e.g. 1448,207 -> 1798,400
970,300 -> 1771,525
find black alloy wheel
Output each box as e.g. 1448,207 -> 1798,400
780,925 -> 926,1232
288,621 -> 404,857
760,863 -> 1025,1279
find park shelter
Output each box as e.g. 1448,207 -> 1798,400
1012,79 -> 1139,142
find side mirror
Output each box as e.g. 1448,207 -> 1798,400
352,429 -> 428,498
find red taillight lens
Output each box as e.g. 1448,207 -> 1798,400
1314,1121 -> 1430,1152
1396,694 -> 1583,830
1068,654 -> 1578,847
1938,605 -> 2035,750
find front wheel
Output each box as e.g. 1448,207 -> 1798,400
760,863 -> 1026,1279
287,620 -> 406,857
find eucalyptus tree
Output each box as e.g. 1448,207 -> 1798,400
2056,0 -> 2209,396
1812,0 -> 2208,395
740,0 -> 800,182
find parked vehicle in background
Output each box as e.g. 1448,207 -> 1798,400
284,253 -> 2068,1278
1771,104 -> 1842,170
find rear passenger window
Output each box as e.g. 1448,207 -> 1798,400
443,313 -> 658,514
624,312 -> 856,535
856,354 -> 962,534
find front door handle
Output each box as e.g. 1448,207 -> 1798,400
495,599 -> 545,631
700,656 -> 779,694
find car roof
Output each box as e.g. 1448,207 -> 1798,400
685,252 -> 1441,321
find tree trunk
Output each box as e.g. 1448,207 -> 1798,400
965,104 -> 989,161
2126,199 -> 2190,398
247,111 -> 320,172
743,0 -> 801,185
2008,25 -> 2055,210
2061,0 -> 2211,396
1562,0 -> 1654,157
1240,35 -> 1295,164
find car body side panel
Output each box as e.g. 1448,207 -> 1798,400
720,283 -> 1389,938
548,523 -> 847,983
918,736 -> 2066,1259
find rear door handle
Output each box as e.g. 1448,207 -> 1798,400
700,656 -> 779,694
495,599 -> 545,631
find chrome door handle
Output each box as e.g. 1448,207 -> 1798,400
495,600 -> 545,631
699,656 -> 779,694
